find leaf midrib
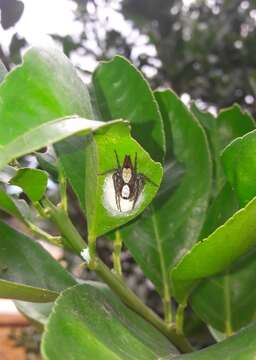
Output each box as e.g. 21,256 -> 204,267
151,205 -> 170,298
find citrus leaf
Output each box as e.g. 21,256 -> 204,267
117,89 -> 211,296
171,196 -> 256,303
0,220 -> 76,299
0,46 -> 93,148
190,105 -> 255,333
42,283 -> 178,360
192,104 -> 254,197
0,46 -> 95,203
92,55 -> 165,163
222,129 -> 256,207
10,168 -> 48,202
191,248 -> 256,334
56,55 -> 167,212
0,116 -> 121,171
85,122 -> 163,242
0,279 -> 58,302
177,322 -> 256,360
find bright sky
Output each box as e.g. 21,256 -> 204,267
1,0 -> 81,50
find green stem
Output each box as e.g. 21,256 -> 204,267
224,271 -> 233,336
92,258 -> 193,353
42,197 -> 193,353
163,283 -> 172,325
58,162 -> 68,212
176,303 -> 187,335
42,198 -> 86,253
25,220 -> 63,247
34,201 -> 49,218
113,230 -> 122,276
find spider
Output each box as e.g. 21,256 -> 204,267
99,150 -> 157,212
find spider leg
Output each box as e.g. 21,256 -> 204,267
134,152 -> 138,175
114,150 -> 121,169
132,175 -> 144,210
113,172 -> 122,211
138,173 -> 158,187
97,168 -> 118,176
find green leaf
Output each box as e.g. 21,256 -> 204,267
222,129 -> 256,206
15,301 -> 53,326
10,168 -> 48,202
199,183 -> 239,239
189,105 -> 255,333
191,248 -> 256,334
0,220 -> 76,301
171,196 -> 256,303
0,187 -> 31,220
176,322 -> 256,359
192,103 -> 255,196
118,89 -> 211,295
85,122 -> 163,242
55,136 -> 87,211
36,149 -> 58,180
42,283 -> 178,360
0,114 -> 125,171
0,47 -> 93,148
0,46 -> 97,202
0,279 -> 58,302
92,55 -> 165,163
57,55 -> 166,212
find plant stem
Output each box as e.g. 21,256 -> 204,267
163,281 -> 172,325
92,258 -> 193,352
176,303 -> 187,335
43,197 -> 193,353
25,220 -> 63,247
41,198 -> 86,253
58,162 -> 68,212
113,230 -> 122,276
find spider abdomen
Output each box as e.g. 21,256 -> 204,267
121,184 -> 131,199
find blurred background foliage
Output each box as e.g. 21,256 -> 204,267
1,0 -> 256,115
0,0 -> 256,347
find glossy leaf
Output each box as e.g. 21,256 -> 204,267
0,46 -> 93,148
92,55 -> 165,163
0,279 -> 58,302
0,220 -> 76,300
191,248 -> 256,334
199,183 -> 239,240
10,168 -> 48,202
55,136 -> 87,211
56,55 -> 167,211
177,322 -> 256,360
192,103 -> 254,196
190,105 -> 255,333
171,196 -> 256,303
0,46 -> 98,205
42,283 -> 178,360
85,122 -> 163,242
0,187 -> 31,220
0,115 -> 120,171
222,129 -> 256,206
36,150 -> 58,180
15,301 -> 53,326
118,89 -> 211,295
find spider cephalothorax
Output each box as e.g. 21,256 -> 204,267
100,150 -> 157,212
